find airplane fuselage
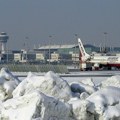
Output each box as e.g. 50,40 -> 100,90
88,55 -> 120,68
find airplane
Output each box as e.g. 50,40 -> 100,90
78,38 -> 120,70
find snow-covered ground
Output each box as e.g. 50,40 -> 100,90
15,70 -> 120,85
0,68 -> 120,120
63,76 -> 107,86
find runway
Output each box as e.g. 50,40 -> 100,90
13,70 -> 120,78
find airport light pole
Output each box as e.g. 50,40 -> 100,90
49,35 -> 52,65
6,46 -> 8,63
74,34 -> 77,68
104,32 -> 108,53
25,37 -> 29,62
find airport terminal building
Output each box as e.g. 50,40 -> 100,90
0,43 -> 98,64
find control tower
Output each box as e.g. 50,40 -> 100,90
0,32 -> 9,54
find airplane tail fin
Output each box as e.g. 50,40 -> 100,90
78,38 -> 90,62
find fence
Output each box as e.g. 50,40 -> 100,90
0,64 -> 69,73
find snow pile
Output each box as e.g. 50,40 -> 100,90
1,91 -> 74,120
101,75 -> 120,88
0,68 -> 20,101
68,99 -> 94,120
0,68 -> 120,120
81,78 -> 95,86
13,71 -> 73,102
87,86 -> 120,120
0,67 -> 20,84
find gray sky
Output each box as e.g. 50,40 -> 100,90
0,0 -> 120,50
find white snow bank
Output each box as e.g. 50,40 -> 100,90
81,78 -> 95,87
0,68 -> 20,101
0,68 -> 20,85
87,86 -> 120,120
1,91 -> 74,120
80,92 -> 89,100
68,99 -> 94,120
101,75 -> 120,88
13,71 -> 73,102
103,103 -> 120,120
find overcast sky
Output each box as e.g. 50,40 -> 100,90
0,0 -> 120,50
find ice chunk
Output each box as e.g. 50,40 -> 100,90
87,86 -> 120,119
68,99 -> 94,120
101,75 -> 120,88
13,71 -> 73,102
0,68 -> 20,101
1,91 -> 74,120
